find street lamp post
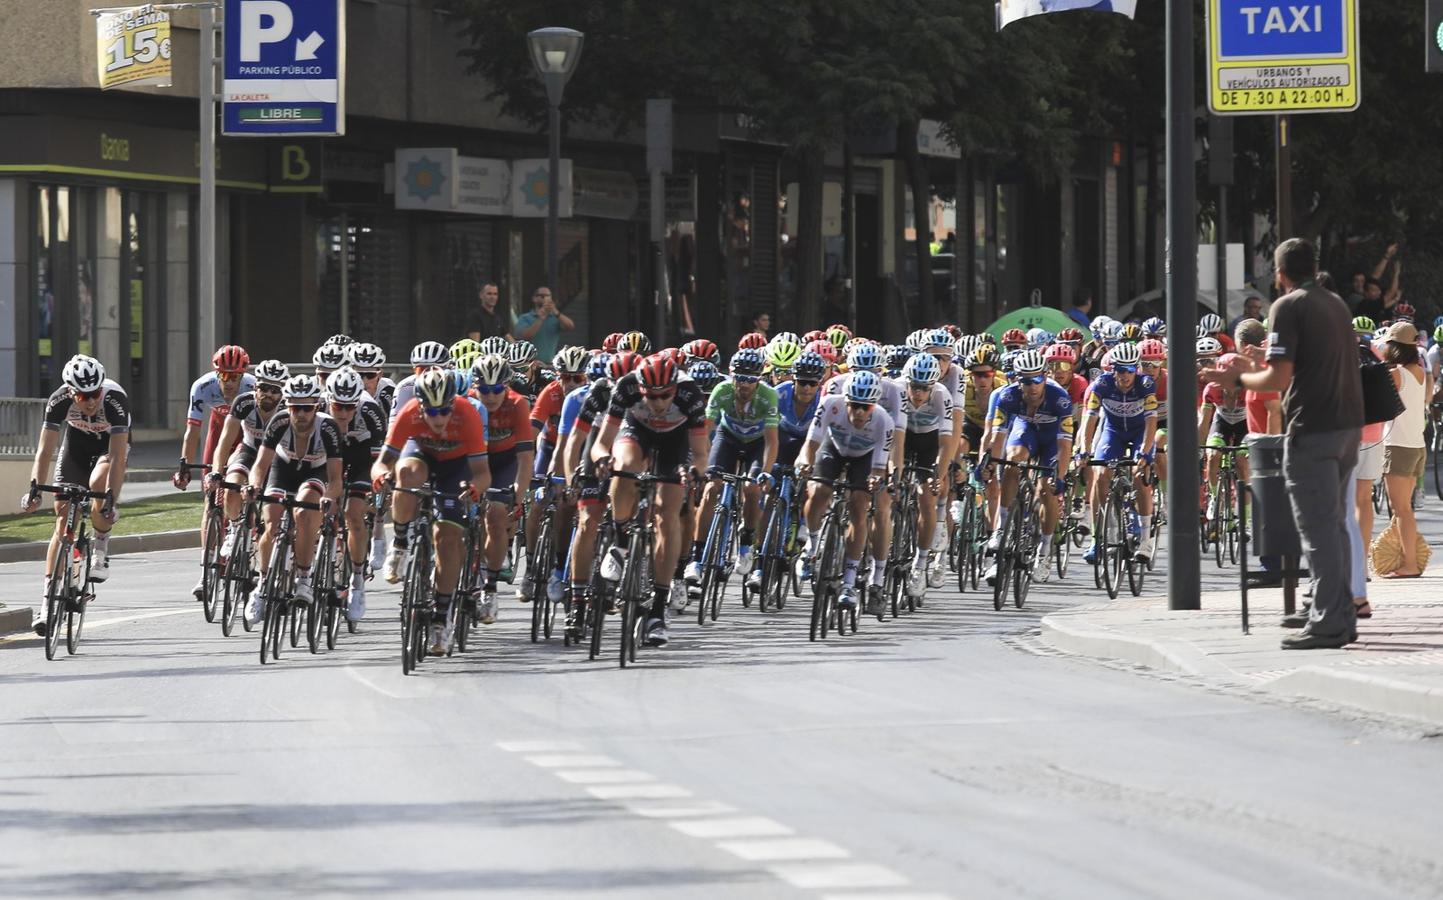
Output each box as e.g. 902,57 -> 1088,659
527,27 -> 584,303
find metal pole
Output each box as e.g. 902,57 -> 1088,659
339,211 -> 349,334
1216,186 -> 1228,326
199,4 -> 217,344
651,168 -> 667,344
1166,0 -> 1200,610
1275,115 -> 1292,243
548,101 -> 561,300
842,141 -> 855,330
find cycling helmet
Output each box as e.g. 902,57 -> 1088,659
478,336 -> 510,357
471,354 -> 509,387
324,333 -> 354,347
886,344 -> 916,373
1434,325 -> 1443,345
602,332 -> 625,354
507,340 -> 538,367
325,366 -> 365,404
794,351 -> 827,382
967,346 -> 1001,370
682,338 -> 720,367
953,335 -> 979,360
451,368 -> 473,396
1119,322 -> 1144,343
902,353 -> 940,386
1044,343 -> 1077,365
1056,327 -> 1085,345
903,330 -> 926,352
62,355 -> 105,392
846,342 -> 882,372
806,339 -> 839,365
737,332 -> 768,351
1434,316 -> 1443,329
924,328 -> 953,351
1012,349 -> 1046,377
845,370 -> 883,405
415,368 -> 456,409
1026,327 -> 1052,349
1196,335 -> 1223,357
619,331 -> 652,354
1110,342 -> 1142,370
281,373 -> 323,403
586,352 -> 611,382
607,351 -> 643,381
770,330 -> 802,349
999,349 -> 1020,377
1138,338 -> 1166,361
825,325 -> 852,351
553,345 -> 589,375
1142,317 -> 1166,336
449,338 -> 482,364
689,361 -> 724,392
252,359 -> 289,386
312,344 -> 347,371
1089,316 -> 1114,336
767,338 -> 802,370
411,341 -> 448,367
452,344 -> 483,373
1353,316 -> 1377,335
1200,313 -> 1225,334
978,331 -> 999,347
730,348 -> 766,378
1396,303 -> 1417,322
802,329 -> 828,345
212,345 -> 250,373
637,354 -> 679,394
1001,328 -> 1028,347
1101,321 -> 1125,344
346,342 -> 386,370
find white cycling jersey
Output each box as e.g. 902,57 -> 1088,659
894,378 -> 953,435
807,394 -> 895,469
824,371 -> 906,431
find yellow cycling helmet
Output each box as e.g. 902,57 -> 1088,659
767,339 -> 802,370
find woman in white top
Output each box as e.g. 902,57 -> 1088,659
1380,321 -> 1432,578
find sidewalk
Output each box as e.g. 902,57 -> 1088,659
1041,564 -> 1443,727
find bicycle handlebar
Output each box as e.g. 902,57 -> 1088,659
34,482 -> 112,502
613,469 -> 683,485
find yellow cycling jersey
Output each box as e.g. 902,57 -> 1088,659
962,372 -> 1008,427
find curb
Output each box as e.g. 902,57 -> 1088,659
1039,612 -> 1234,679
0,529 -> 199,564
0,605 -> 32,636
1266,666 -> 1443,727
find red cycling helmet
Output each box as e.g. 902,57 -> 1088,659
1043,343 -> 1077,364
1395,303 -> 1416,321
682,338 -> 719,365
942,324 -> 963,339
802,329 -> 828,345
212,345 -> 250,373
638,354 -> 679,394
602,332 -> 625,354
1001,328 -> 1028,347
738,332 -> 768,350
1138,338 -> 1166,361
607,351 -> 643,381
806,339 -> 838,365
1056,327 -> 1084,344
661,347 -> 687,368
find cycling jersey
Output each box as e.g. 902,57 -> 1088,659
896,380 -> 954,435
226,390 -> 279,450
43,380 -> 132,453
480,389 -> 535,455
530,379 -> 568,444
384,397 -> 488,463
1150,369 -> 1170,420
990,381 -> 1076,444
938,364 -> 964,415
557,383 -> 591,439
187,372 -> 256,426
824,372 -> 906,430
775,381 -> 821,443
607,372 -> 708,435
807,394 -> 895,469
333,393 -> 387,454
962,372 -> 1008,427
512,369 -> 553,404
1084,372 -> 1158,432
1057,372 -> 1088,405
373,376 -> 397,417
706,380 -> 780,443
1201,383 -> 1248,427
261,412 -> 342,468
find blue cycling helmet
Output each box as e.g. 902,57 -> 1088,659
1142,316 -> 1166,336
794,350 -> 827,382
449,368 -> 472,396
886,344 -> 916,372
845,370 -> 883,404
1026,327 -> 1052,349
689,360 -> 724,392
730,347 -> 766,377
846,342 -> 881,372
902,352 -> 940,385
587,352 -> 611,382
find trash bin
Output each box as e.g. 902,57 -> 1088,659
1245,433 -> 1302,558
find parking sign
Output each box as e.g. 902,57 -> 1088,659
222,0 -> 345,136
1207,0 -> 1360,115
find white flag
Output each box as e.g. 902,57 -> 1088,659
997,0 -> 1138,30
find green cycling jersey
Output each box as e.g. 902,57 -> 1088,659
705,380 -> 779,443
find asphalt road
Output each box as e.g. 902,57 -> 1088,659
2,536 -> 1442,899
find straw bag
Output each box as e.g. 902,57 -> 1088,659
1370,517 -> 1432,575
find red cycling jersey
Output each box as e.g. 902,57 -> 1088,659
530,379 -> 566,444
477,388 -> 535,455
384,397 -> 488,462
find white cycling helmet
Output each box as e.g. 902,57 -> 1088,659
346,342 -> 386,370
325,366 -> 365,404
1196,335 -> 1223,357
553,345 -> 589,375
902,353 -> 940,385
1012,349 -> 1046,377
1200,313 -> 1225,334
252,359 -> 290,386
62,355 -> 105,392
312,344 -> 347,371
845,370 -> 884,405
282,373 -> 323,403
471,353 -> 510,387
478,336 -> 510,357
1110,342 -> 1142,369
410,341 -> 448,367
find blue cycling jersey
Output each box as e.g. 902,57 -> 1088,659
990,381 -> 1076,443
1084,372 -> 1157,433
776,380 -> 820,442
557,384 -> 590,438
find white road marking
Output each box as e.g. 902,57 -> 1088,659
769,863 -> 910,890
496,740 -> 584,753
554,768 -> 654,785
0,607 -> 192,644
821,894 -> 952,900
524,753 -> 620,768
718,838 -> 850,862
628,801 -> 739,819
671,816 -> 794,839
585,783 -> 693,800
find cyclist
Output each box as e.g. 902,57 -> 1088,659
207,359 -> 289,562
896,353 -> 953,598
683,338 -> 721,369
390,341 -> 450,426
1001,328 -> 1028,354
768,335 -> 802,384
246,375 -> 343,627
1200,312 -> 1235,354
1045,343 -> 1087,404
508,340 -> 551,401
1080,341 -> 1159,566
471,353 -> 535,622
22,356 -> 130,632
1197,352 -> 1250,538
373,369 -> 491,655
1139,338 -> 1170,492
346,342 -> 395,418
618,331 -> 653,355
323,366 -> 387,621
979,349 -> 1074,585
796,371 -> 893,610
592,353 -> 710,649
312,343 -> 347,386
525,345 -> 589,603
684,347 -> 778,595
174,345 -> 255,598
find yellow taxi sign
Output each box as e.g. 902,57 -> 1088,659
1207,0 -> 1360,116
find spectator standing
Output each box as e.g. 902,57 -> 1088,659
1236,318 -> 1284,586
1379,321 -> 1431,579
1209,238 -> 1363,650
1068,288 -> 1094,330
466,282 -> 512,342
1226,295 -> 1264,337
1345,271 -> 1367,311
1355,243 -> 1401,323
514,286 -> 574,364
751,311 -> 771,339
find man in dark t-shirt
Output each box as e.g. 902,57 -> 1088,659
1209,238 -> 1362,650
466,283 -> 512,342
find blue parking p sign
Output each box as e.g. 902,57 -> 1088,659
222,0 -> 345,136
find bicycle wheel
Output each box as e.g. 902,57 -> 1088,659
307,536 -> 331,654
401,537 -> 430,675
697,507 -> 727,627
201,507 -> 224,624
1101,495 -> 1125,600
221,530 -> 246,637
529,511 -> 553,642
66,538 -> 93,655
1055,518 -> 1073,579
1434,426 -> 1443,501
810,515 -> 840,642
619,531 -> 647,668
1127,537 -> 1146,596
756,498 -> 784,614
260,595 -> 281,665
43,537 -> 74,661
1013,503 -> 1038,609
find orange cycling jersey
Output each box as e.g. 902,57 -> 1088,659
478,388 -> 535,455
384,397 -> 488,462
530,379 -> 566,444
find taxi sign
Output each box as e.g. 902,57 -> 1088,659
1207,0 -> 1360,115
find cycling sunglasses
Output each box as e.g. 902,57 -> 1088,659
423,405 -> 453,417
794,379 -> 821,388
257,384 -> 283,395
846,401 -> 873,412
217,371 -> 244,383
330,402 -> 357,412
644,390 -> 676,402
1049,361 -> 1074,373
475,383 -> 507,395
288,404 -> 317,413
969,369 -> 995,378
907,381 -> 933,393
1018,375 -> 1045,386
359,370 -> 382,379
560,373 -> 586,384
733,374 -> 761,384
1113,364 -> 1139,374
72,388 -> 102,401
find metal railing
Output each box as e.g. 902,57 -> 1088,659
0,399 -> 47,457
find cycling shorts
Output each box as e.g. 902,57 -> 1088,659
1004,419 -> 1063,471
341,443 -> 374,498
400,444 -> 474,526
708,431 -> 765,476
486,447 -> 520,506
264,460 -> 327,499
225,443 -> 258,476
1206,421 -> 1249,453
55,440 -> 109,489
903,429 -> 940,471
778,433 -> 806,467
1094,426 -> 1144,464
814,439 -> 875,490
617,423 -> 692,473
961,419 -> 984,451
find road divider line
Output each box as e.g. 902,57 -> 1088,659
496,740 -> 584,753
768,863 -> 911,890
0,607 -> 192,644
523,754 -> 621,768
585,783 -> 693,800
671,816 -> 794,839
717,838 -> 850,862
554,768 -> 655,785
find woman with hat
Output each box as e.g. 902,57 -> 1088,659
1379,320 -> 1432,579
